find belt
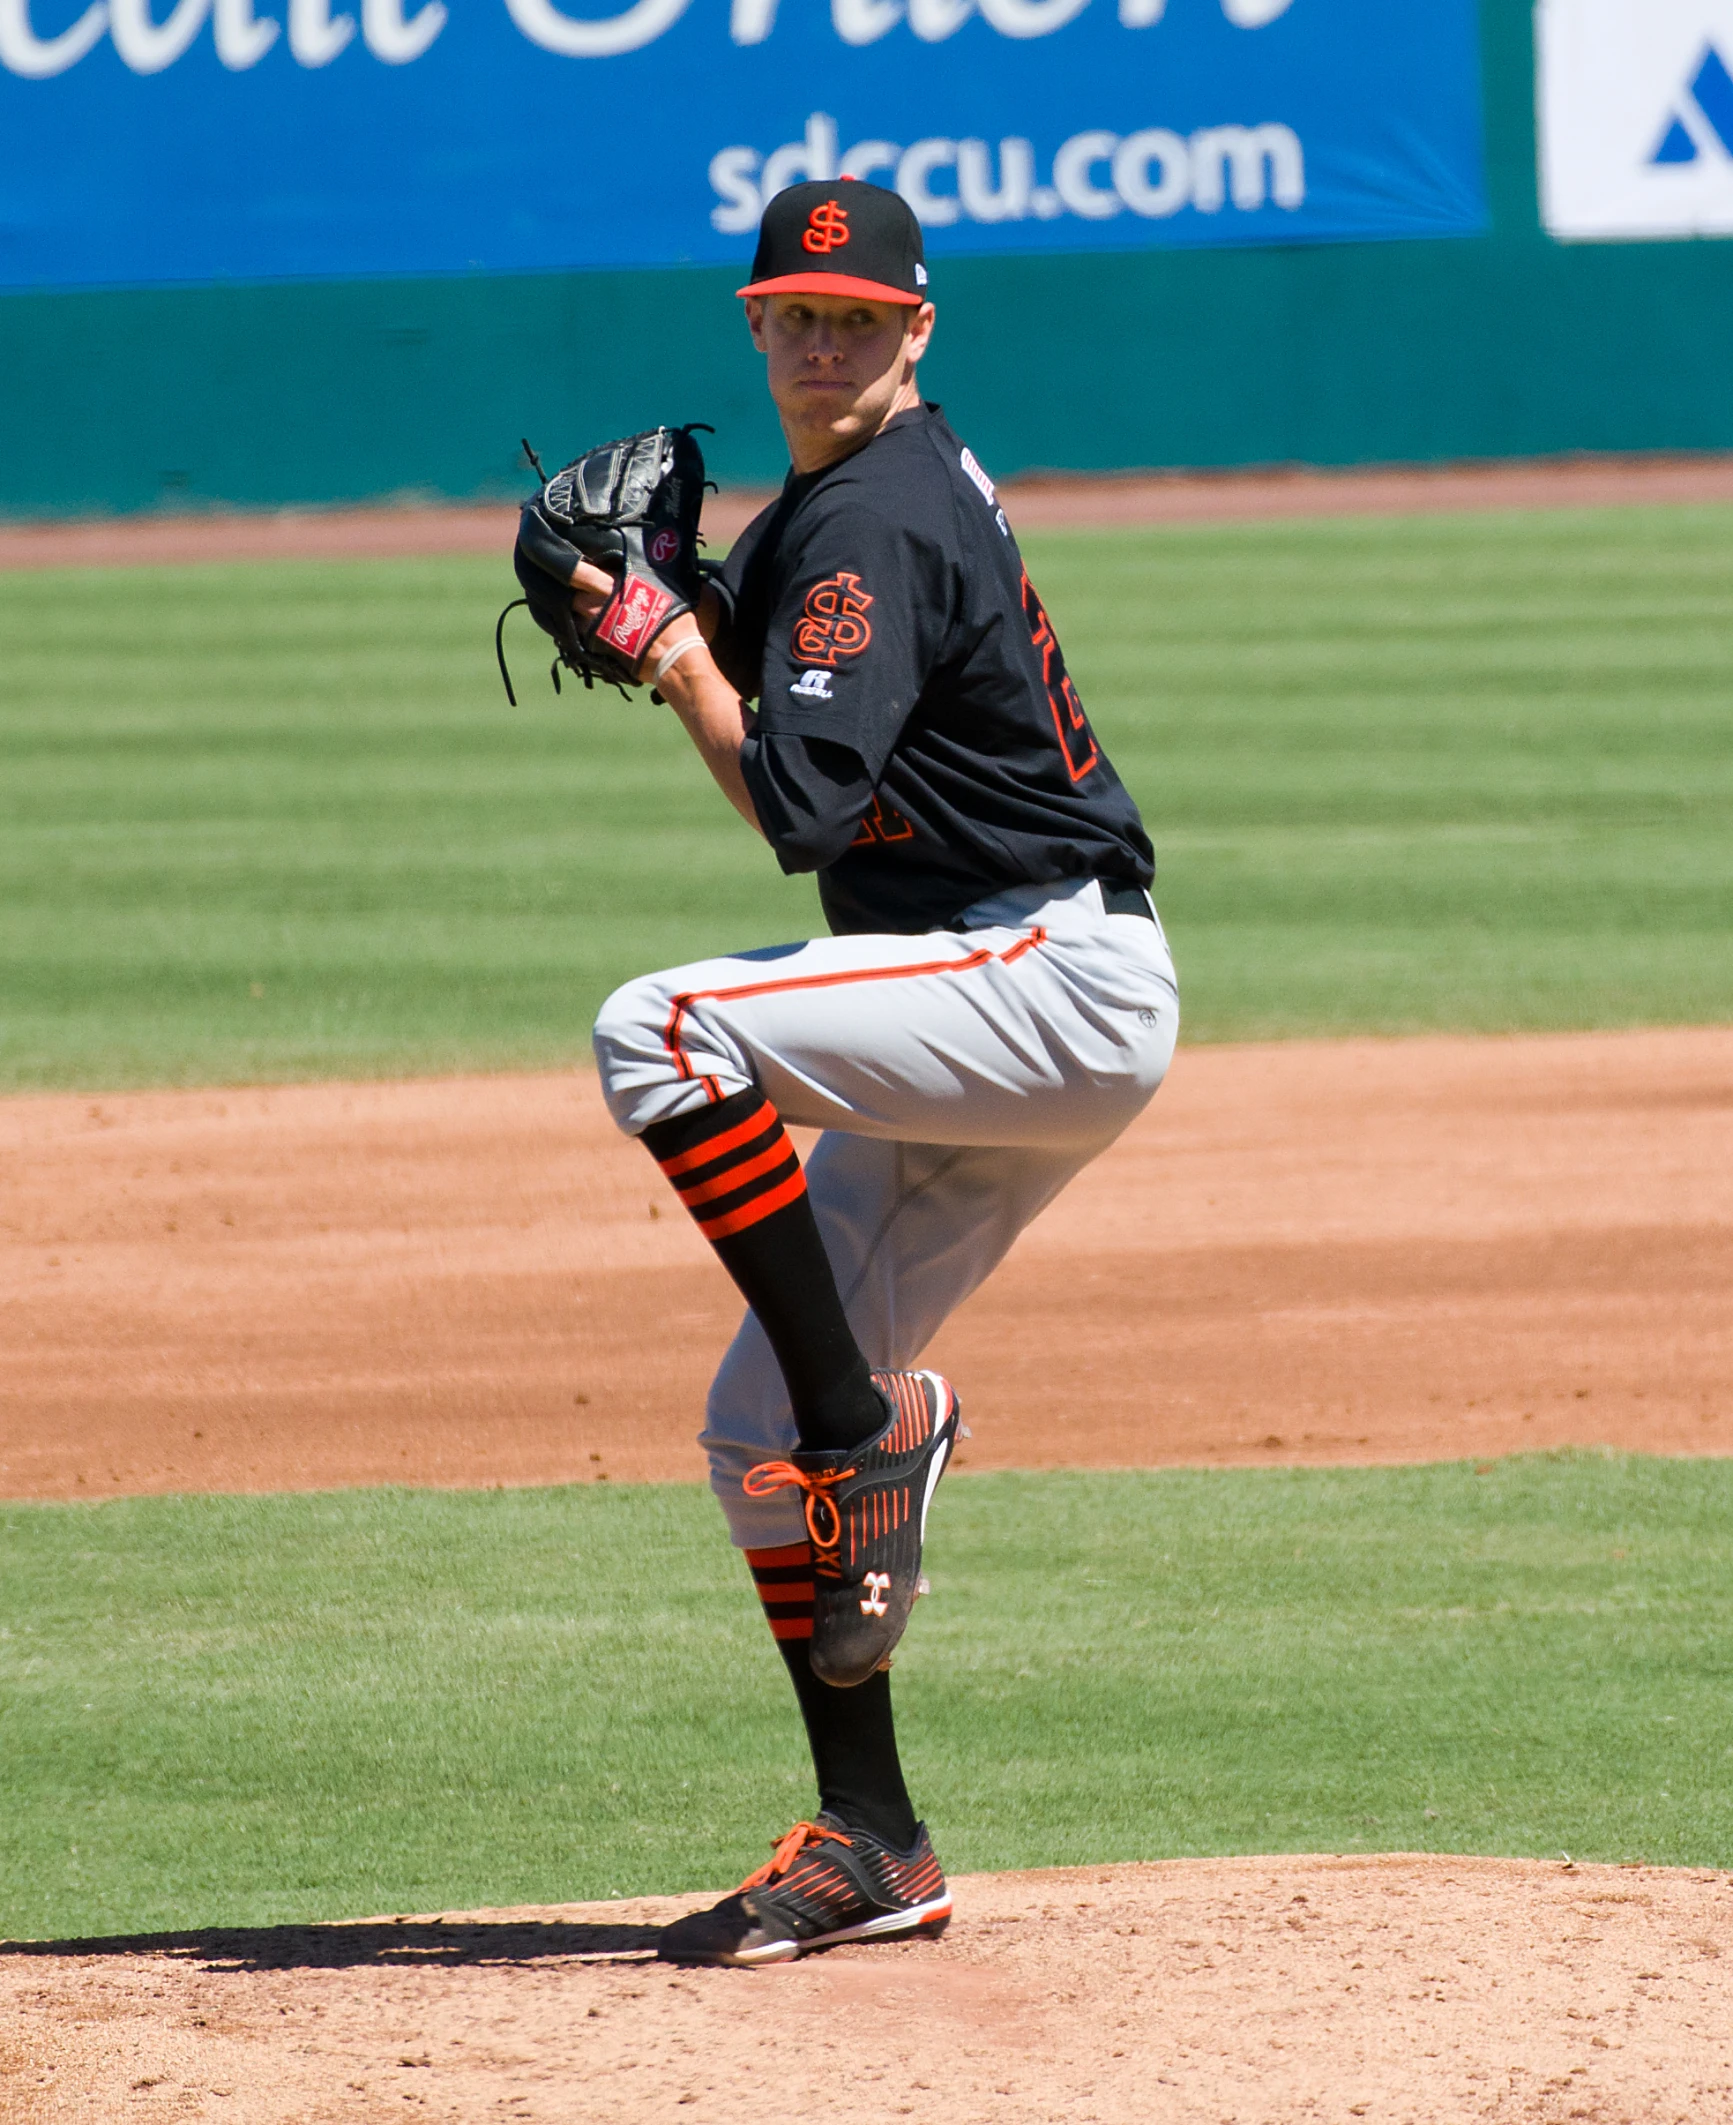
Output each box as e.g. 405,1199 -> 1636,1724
1099,880 -> 1155,922
950,879 -> 1156,933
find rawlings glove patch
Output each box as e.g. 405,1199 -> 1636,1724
498,424 -> 711,702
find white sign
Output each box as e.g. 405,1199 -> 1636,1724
1538,0 -> 1733,239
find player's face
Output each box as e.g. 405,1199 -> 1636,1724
747,293 -> 936,473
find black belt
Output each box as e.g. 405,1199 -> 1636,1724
1099,880 -> 1155,921
950,879 -> 1156,932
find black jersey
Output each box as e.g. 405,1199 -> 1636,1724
712,402 -> 1154,937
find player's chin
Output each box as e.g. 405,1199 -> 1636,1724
793,398 -> 871,441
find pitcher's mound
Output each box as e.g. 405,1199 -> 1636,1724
7,1854 -> 1731,2122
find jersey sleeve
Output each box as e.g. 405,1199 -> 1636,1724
740,503 -> 952,873
702,573 -> 752,701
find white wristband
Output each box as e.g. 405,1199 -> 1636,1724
651,634 -> 704,688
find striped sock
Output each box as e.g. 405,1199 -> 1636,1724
638,1089 -> 882,1454
745,1543 -> 917,1849
748,1541 -> 815,1643
649,1093 -> 805,1242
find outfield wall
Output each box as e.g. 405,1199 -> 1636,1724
3,0 -> 1731,517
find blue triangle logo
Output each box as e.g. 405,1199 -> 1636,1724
1651,115 -> 1699,164
1690,44 -> 1733,153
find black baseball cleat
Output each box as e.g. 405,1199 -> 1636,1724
744,1369 -> 960,1688
656,1814 -> 952,1967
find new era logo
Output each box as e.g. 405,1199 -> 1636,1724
1651,44 -> 1733,163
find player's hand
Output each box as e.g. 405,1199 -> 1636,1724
566,558 -> 723,647
639,610 -> 704,688
566,553 -> 616,625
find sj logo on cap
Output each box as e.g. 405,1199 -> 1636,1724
802,200 -> 851,254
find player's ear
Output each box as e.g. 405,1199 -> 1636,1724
744,296 -> 769,352
904,301 -> 936,366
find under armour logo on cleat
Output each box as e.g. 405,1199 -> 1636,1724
860,1571 -> 891,1617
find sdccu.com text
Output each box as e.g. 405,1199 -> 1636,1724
709,110 -> 1305,232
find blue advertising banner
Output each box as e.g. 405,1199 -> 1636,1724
0,0 -> 1485,291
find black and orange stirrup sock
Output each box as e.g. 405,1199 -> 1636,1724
747,1543 -> 918,1850
639,1088 -> 883,1454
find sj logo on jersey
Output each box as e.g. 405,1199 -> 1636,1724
793,572 -> 874,666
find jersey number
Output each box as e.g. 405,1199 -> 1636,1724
1021,570 -> 1100,785
852,794 -> 915,847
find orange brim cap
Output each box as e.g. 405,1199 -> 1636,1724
736,271 -> 922,304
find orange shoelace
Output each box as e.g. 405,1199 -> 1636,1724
742,1459 -> 857,1555
738,1819 -> 853,1892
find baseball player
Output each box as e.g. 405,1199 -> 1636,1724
512,178 -> 1179,1966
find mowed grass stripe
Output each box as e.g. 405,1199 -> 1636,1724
1063,504 -> 1733,1040
3,1455 -> 1730,1942
2,502 -> 1729,1089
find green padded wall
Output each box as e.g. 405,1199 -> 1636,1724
3,0 -> 1730,518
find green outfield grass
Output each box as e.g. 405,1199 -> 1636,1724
4,1455 -> 1730,1942
2,502 -> 1728,1090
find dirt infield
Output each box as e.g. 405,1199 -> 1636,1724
8,1855 -> 1733,2123
2,1027 -> 1729,1501
10,461 -> 1732,2119
7,1027 -> 1731,2117
6,451 -> 1733,573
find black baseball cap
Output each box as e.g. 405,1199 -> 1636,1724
737,178 -> 929,307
